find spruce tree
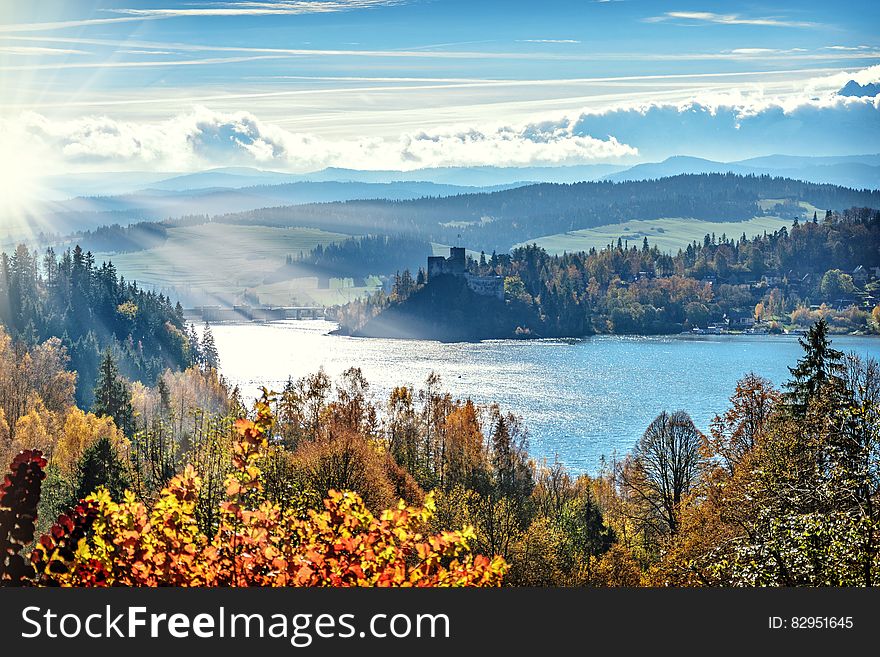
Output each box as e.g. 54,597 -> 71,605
187,323 -> 202,368
784,318 -> 845,415
72,436 -> 129,502
201,323 -> 220,370
93,350 -> 134,435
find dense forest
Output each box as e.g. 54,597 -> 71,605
67,221 -> 169,254
1,318 -> 878,586
335,207 -> 880,338
217,174 -> 880,252
269,235 -> 433,285
0,244 -> 190,406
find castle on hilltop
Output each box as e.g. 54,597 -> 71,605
427,247 -> 504,300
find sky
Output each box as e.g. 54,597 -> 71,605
1,0 -> 879,180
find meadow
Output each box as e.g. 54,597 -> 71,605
515,215 -> 798,255
101,223 -> 350,306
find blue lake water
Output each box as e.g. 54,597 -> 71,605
211,320 -> 880,475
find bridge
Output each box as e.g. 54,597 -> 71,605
183,305 -> 325,323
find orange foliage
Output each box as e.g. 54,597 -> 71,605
29,391 -> 506,587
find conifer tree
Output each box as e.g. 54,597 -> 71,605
72,435 -> 129,502
187,323 -> 202,368
201,323 -> 220,370
784,318 -> 845,415
92,350 -> 134,435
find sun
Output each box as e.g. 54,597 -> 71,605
0,124 -> 50,240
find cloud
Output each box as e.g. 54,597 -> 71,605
646,11 -> 819,28
4,107 -> 637,173
518,39 -> 581,44
398,124 -> 637,167
0,16 -> 165,34
569,92 -> 880,160
7,67 -> 878,172
110,0 -> 406,17
116,49 -> 179,55
0,46 -> 87,55
0,1 -> 406,33
825,45 -> 873,51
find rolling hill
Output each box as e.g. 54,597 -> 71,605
602,154 -> 880,189
216,173 -> 880,253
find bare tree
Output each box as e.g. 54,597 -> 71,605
618,410 -> 702,536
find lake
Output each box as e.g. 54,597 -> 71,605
211,320 -> 880,475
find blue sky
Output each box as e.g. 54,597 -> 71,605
1,0 -> 879,175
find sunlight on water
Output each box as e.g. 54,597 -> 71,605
211,320 -> 880,475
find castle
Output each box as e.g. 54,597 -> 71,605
427,247 -> 505,300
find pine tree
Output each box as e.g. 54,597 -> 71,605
784,318 -> 845,415
93,350 -> 134,435
157,375 -> 171,413
187,323 -> 202,367
201,323 -> 220,370
72,435 -> 129,502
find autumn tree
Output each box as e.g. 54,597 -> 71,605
705,373 -> 780,475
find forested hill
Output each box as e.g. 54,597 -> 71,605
0,244 -> 190,406
334,207 -> 880,340
217,174 -> 880,252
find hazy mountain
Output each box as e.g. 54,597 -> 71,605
146,167 -> 303,191
43,180 -> 525,232
41,163 -> 629,199
838,80 -> 880,97
735,154 -> 880,168
42,171 -> 181,200
295,164 -> 629,186
603,156 -> 752,181
604,155 -> 880,190
149,164 -> 631,190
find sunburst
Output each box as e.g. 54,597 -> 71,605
0,123 -> 50,242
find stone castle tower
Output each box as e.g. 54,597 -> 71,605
426,247 -> 504,299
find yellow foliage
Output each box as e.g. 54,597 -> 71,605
31,394 -> 507,588
117,301 -> 138,320
12,398 -> 57,456
53,407 -> 128,475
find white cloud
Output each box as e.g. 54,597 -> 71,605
0,46 -> 87,55
398,124 -> 637,167
569,85 -> 880,160
7,66 -> 878,173
0,1 -> 406,33
518,39 -> 581,44
110,1 -> 406,17
4,107 -> 637,173
646,11 -> 819,28
824,45 -> 874,52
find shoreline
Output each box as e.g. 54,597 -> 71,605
219,317 -> 879,342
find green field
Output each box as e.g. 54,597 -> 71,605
101,223 -> 350,306
757,199 -> 825,216
514,216 -> 799,256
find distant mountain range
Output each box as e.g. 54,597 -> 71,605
27,153 -> 877,241
43,163 -> 627,199
46,153 -> 879,202
838,80 -> 880,97
602,154 -> 880,189
39,180 -> 524,234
